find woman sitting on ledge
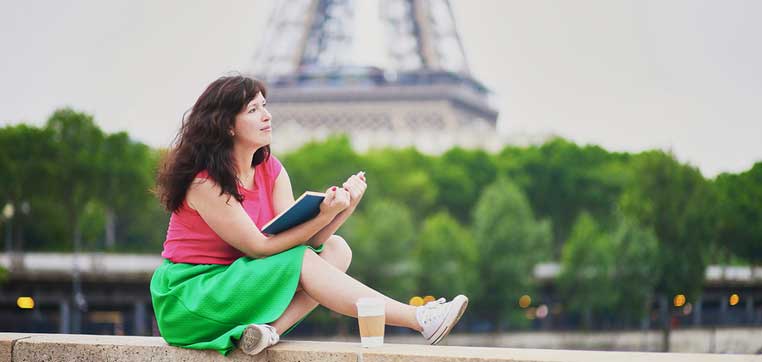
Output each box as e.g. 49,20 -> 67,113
151,75 -> 468,356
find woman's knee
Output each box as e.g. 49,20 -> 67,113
302,247 -> 319,269
300,247 -> 320,284
324,235 -> 352,272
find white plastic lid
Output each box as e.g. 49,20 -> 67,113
356,297 -> 385,316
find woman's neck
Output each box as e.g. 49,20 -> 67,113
232,143 -> 258,181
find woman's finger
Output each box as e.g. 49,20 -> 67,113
325,186 -> 337,201
350,177 -> 363,189
346,183 -> 360,197
342,183 -> 353,196
339,188 -> 351,202
345,175 -> 356,186
351,178 -> 365,194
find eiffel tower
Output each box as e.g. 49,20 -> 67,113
251,0 -> 500,153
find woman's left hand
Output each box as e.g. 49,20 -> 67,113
342,171 -> 367,211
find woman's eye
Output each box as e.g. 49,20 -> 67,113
249,108 -> 257,113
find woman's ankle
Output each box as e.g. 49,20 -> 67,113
410,306 -> 424,332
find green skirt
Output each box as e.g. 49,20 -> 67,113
150,244 -> 323,355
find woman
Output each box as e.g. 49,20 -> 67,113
151,75 -> 468,356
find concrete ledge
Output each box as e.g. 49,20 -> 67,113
1,334 -> 30,362
1,333 -> 761,362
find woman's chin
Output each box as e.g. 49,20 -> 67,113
251,137 -> 271,148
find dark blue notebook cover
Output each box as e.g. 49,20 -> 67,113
262,191 -> 326,234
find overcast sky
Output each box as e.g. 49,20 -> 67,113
1,0 -> 760,177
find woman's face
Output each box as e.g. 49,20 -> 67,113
233,92 -> 272,148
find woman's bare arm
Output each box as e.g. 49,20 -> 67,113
272,168 -> 297,214
187,178 -> 343,258
308,207 -> 353,246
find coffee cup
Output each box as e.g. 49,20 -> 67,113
355,297 -> 385,347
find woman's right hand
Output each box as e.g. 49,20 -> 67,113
320,186 -> 350,218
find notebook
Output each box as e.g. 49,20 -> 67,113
262,191 -> 326,234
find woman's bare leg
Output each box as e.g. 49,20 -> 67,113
270,235 -> 353,334
297,247 -> 421,331
269,290 -> 317,335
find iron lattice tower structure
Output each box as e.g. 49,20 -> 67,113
251,0 -> 500,153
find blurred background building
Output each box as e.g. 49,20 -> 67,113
2,253 -> 761,338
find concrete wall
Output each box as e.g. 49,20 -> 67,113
2,333 -> 761,362
314,327 -> 762,354
444,327 -> 762,354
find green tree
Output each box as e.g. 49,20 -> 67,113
558,213 -> 617,329
0,265 -> 7,284
343,200 -> 418,300
611,216 -> 660,325
714,162 -> 762,264
362,147 -> 438,219
559,213 -> 660,329
498,138 -> 629,256
280,135 -> 362,196
96,132 -> 157,250
45,108 -> 105,254
0,125 -> 58,251
119,147 -> 169,252
414,212 -> 478,299
79,200 -> 107,250
472,178 -> 552,330
619,150 -> 716,351
430,148 -> 497,222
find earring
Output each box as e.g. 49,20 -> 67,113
230,130 -> 235,137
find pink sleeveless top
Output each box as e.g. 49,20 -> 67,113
161,155 -> 283,265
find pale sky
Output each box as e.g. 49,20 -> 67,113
1,0 -> 760,177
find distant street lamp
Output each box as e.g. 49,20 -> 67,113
20,201 -> 30,215
3,202 -> 14,254
2,203 -> 13,219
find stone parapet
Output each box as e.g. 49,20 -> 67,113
2,333 -> 761,362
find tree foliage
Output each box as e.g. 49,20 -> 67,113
431,148 -> 497,222
343,200 -> 417,300
415,211 -> 478,299
472,178 -> 552,329
3,115 -> 761,332
714,162 -> 762,264
499,138 -> 629,255
619,151 -> 716,299
1,109 -> 165,253
0,125 -> 58,251
610,216 -> 660,322
280,135 -> 362,196
558,213 -> 617,327
559,213 -> 660,327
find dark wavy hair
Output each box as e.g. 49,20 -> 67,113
156,75 -> 270,213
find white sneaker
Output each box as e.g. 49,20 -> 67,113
416,295 -> 469,345
239,324 -> 280,355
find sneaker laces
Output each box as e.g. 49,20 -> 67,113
425,298 -> 446,307
418,298 -> 447,325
